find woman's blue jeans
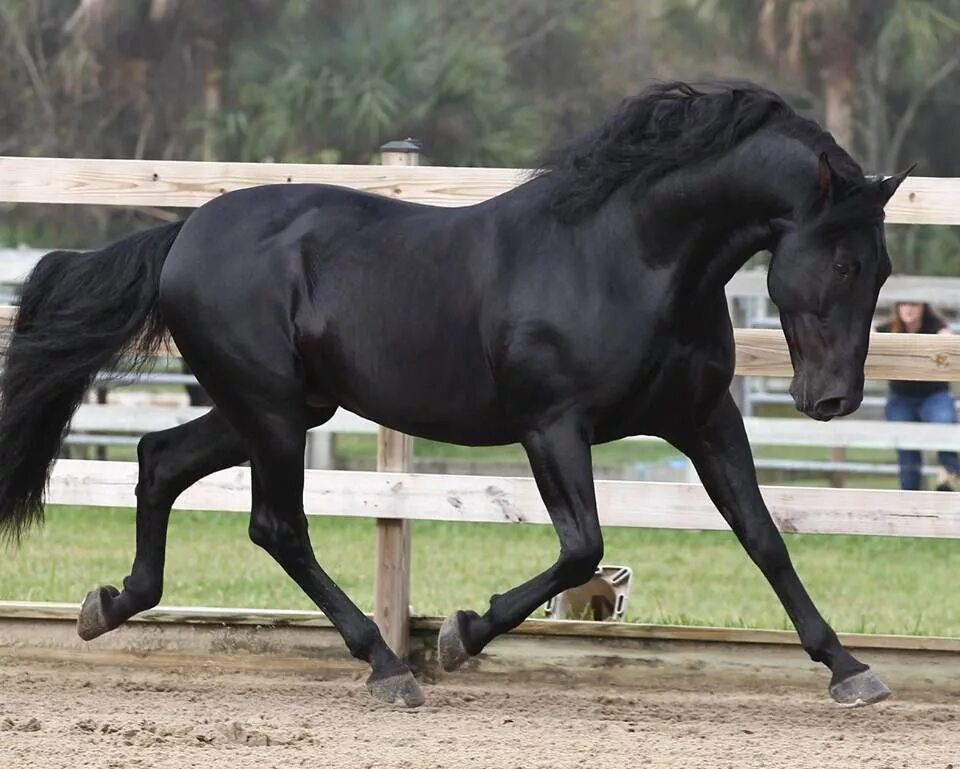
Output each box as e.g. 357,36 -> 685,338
885,390 -> 959,490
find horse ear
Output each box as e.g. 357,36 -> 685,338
816,152 -> 857,204
877,164 -> 916,203
817,152 -> 834,200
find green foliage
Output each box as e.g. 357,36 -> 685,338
887,225 -> 960,276
215,1 -> 543,166
879,0 -> 960,82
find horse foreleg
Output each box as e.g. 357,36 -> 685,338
672,392 -> 890,707
438,411 -> 603,670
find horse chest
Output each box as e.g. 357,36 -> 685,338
597,332 -> 735,440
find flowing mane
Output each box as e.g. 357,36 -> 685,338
537,81 -> 867,222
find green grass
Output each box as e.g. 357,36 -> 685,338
332,434 -> 679,468
2,505 -> 958,636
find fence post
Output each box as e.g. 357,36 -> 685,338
830,447 -> 847,488
305,428 -> 334,470
373,139 -> 420,658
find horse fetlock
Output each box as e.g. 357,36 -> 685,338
121,578 -> 162,611
802,627 -> 849,667
349,619 -> 391,663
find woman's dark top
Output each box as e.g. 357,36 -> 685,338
876,314 -> 949,398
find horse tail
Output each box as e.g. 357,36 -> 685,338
0,220 -> 185,542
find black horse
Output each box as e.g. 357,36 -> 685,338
0,83 -> 909,708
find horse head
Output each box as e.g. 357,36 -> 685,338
767,156 -> 912,420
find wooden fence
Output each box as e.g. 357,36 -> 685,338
1,153 -> 959,655
2,156 -> 959,223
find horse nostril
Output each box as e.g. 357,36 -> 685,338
814,397 -> 847,419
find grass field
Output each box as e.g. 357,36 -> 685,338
3,504 -> 958,636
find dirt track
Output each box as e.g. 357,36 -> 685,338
0,656 -> 957,769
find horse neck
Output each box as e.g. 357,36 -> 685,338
635,130 -> 821,299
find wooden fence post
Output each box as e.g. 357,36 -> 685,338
374,139 -> 420,658
305,429 -> 334,470
830,447 -> 847,488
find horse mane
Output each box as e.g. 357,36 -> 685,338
537,81 -> 867,223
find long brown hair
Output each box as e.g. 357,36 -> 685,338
885,302 -> 945,333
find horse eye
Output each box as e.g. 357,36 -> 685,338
834,261 -> 852,278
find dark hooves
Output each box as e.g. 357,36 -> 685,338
437,611 -> 472,673
77,585 -> 120,641
366,670 -> 425,708
829,669 -> 892,707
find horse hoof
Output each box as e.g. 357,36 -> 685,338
366,670 -> 425,708
437,611 -> 472,672
77,585 -> 119,641
829,669 -> 891,708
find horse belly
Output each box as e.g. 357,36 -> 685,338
299,324 -> 514,446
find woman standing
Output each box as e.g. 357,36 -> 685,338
877,302 -> 958,491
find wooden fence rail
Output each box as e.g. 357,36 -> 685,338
45,459 -> 960,540
2,156 -> 959,225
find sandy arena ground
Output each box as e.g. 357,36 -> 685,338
0,656 -> 957,769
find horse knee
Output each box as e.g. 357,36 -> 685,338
558,538 -> 604,587
248,511 -> 307,559
248,514 -> 278,553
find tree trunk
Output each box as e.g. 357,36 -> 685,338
757,0 -> 779,63
819,29 -> 857,147
202,64 -> 222,162
63,0 -> 131,48
860,51 -> 889,172
149,0 -> 182,23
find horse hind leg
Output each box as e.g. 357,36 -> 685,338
77,408 -> 246,640
239,403 -> 423,707
155,282 -> 420,704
